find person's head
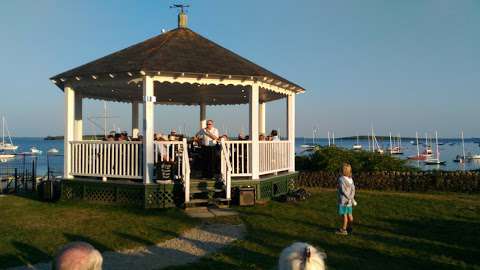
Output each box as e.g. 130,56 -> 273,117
114,133 -> 121,141
170,129 -> 177,135
53,241 -> 103,270
278,242 -> 326,270
206,120 -> 214,129
106,135 -> 114,141
342,163 -> 352,178
259,134 -> 265,141
271,130 -> 278,137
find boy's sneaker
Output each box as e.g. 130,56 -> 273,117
335,229 -> 348,235
347,226 -> 353,234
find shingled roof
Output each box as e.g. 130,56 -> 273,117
51,27 -> 304,92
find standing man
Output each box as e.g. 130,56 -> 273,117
195,120 -> 220,178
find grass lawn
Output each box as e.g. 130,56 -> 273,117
0,195 -> 197,268
167,189 -> 480,270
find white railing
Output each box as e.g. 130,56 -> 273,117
70,141 -> 143,179
223,140 -> 252,177
259,140 -> 291,175
154,139 -> 190,202
220,139 -> 232,200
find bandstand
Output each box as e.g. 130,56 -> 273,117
50,10 -> 305,208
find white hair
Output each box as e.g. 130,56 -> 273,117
278,242 -> 327,270
54,241 -> 103,270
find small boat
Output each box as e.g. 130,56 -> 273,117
467,153 -> 480,160
0,116 -> 18,151
424,158 -> 447,165
370,126 -> 384,154
453,155 -> 465,163
352,134 -> 362,150
30,147 -> 42,155
424,131 -> 446,165
410,140 -> 415,145
47,148 -> 60,155
387,133 -> 403,155
408,132 -> 425,160
453,131 -> 466,163
0,153 -> 15,162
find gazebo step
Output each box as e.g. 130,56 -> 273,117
190,188 -> 224,194
190,180 -> 221,190
185,199 -> 210,208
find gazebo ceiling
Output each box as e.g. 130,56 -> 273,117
71,80 -> 286,105
51,21 -> 304,105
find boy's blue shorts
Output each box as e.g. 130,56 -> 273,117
338,205 -> 353,215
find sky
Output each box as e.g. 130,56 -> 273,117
0,0 -> 479,138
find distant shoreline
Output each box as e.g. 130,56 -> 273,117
44,135 -> 104,140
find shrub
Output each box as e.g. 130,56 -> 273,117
296,146 -> 415,173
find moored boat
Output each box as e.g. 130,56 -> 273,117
0,117 -> 18,151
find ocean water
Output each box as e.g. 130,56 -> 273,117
1,137 -> 480,176
296,138 -> 480,171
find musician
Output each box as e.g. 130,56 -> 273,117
195,120 -> 220,178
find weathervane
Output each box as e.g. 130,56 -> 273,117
170,4 -> 190,28
170,4 -> 190,13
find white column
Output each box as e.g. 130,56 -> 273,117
200,102 -> 206,129
64,86 -> 75,179
249,84 -> 260,179
287,94 -> 296,172
131,101 -> 139,139
259,102 -> 266,135
142,76 -> 155,184
74,93 -> 82,141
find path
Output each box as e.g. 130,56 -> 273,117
8,223 -> 245,270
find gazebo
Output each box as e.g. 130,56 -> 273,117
50,10 -> 305,208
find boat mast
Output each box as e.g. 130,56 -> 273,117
435,131 -> 440,160
327,131 -> 330,146
461,131 -> 466,160
416,132 -> 420,157
356,133 -> 359,145
2,116 -> 4,145
367,133 -> 372,151
389,132 -> 392,151
332,131 -> 335,145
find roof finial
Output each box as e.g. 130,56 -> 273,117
170,4 -> 190,28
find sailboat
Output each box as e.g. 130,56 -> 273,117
424,131 -> 446,165
301,128 -> 317,150
387,132 -> 403,155
453,131 -> 466,163
0,116 -> 18,151
371,126 -> 384,154
352,133 -> 362,150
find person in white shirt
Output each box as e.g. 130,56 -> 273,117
195,120 -> 220,178
195,120 -> 219,146
271,130 -> 280,141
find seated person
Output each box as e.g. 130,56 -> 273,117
271,130 -> 280,141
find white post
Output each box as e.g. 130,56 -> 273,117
74,93 -> 82,141
200,102 -> 206,129
132,101 -> 139,139
64,86 -> 75,179
143,76 -> 155,184
183,138 -> 190,203
259,102 -> 266,135
250,84 -> 260,179
287,94 -> 295,172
